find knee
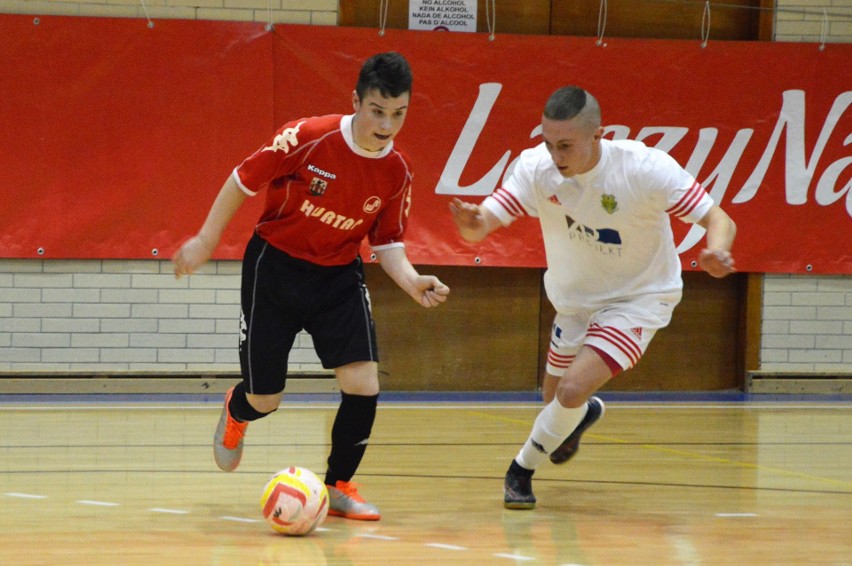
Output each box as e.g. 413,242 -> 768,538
247,392 -> 282,414
554,381 -> 589,408
341,379 -> 379,397
335,361 -> 380,396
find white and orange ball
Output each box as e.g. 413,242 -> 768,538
260,467 -> 329,536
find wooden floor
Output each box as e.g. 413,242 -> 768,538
1,394 -> 850,565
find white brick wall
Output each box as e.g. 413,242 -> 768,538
0,0 -> 850,379
0,258 -> 324,373
774,0 -> 852,43
761,275 -> 852,372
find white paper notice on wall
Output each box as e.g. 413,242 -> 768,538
408,0 -> 477,32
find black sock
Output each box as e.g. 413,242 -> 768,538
325,392 -> 378,486
228,382 -> 274,422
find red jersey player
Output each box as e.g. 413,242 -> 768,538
173,52 -> 449,521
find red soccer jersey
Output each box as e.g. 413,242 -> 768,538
233,114 -> 413,266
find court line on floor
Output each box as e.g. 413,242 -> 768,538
2,490 -> 539,562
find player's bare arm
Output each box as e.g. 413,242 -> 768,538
373,246 -> 450,308
696,205 -> 737,278
173,175 -> 247,279
449,197 -> 502,242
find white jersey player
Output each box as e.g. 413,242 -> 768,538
450,86 -> 737,510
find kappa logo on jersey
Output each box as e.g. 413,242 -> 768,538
309,177 -> 328,196
601,194 -> 619,214
300,199 -> 364,231
307,164 -> 337,180
363,196 -> 382,214
565,215 -> 623,256
261,121 -> 304,154
549,194 -> 561,205
630,327 -> 643,339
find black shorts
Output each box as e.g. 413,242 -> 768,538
239,233 -> 379,395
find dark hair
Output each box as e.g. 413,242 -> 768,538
543,86 -> 601,127
355,52 -> 413,100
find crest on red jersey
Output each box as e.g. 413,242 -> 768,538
309,177 -> 328,196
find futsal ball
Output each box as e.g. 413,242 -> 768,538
260,466 -> 329,536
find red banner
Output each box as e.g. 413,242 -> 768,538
1,16 -> 850,273
0,15 -> 272,260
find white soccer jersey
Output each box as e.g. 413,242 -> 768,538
483,139 -> 714,313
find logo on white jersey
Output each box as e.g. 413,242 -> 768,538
261,121 -> 304,154
363,196 -> 382,214
601,194 -> 619,214
565,215 -> 623,256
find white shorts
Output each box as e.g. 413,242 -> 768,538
546,292 -> 680,376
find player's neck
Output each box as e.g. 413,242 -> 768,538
579,143 -> 603,175
350,116 -> 384,154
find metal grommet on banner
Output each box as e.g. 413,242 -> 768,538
139,0 -> 154,29
266,0 -> 274,32
378,0 -> 388,37
700,1 -> 711,48
596,0 -> 608,47
474,257 -> 482,264
151,249 -> 159,257
691,260 -> 698,268
33,17 -> 40,26
37,247 -> 45,256
370,253 -> 377,262
485,0 -> 496,41
806,264 -> 813,272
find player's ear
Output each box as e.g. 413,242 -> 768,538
352,90 -> 361,112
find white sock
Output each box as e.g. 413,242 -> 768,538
515,399 -> 589,470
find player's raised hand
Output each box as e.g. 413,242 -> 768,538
172,235 -> 215,279
449,197 -> 501,242
449,198 -> 483,230
698,248 -> 736,278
